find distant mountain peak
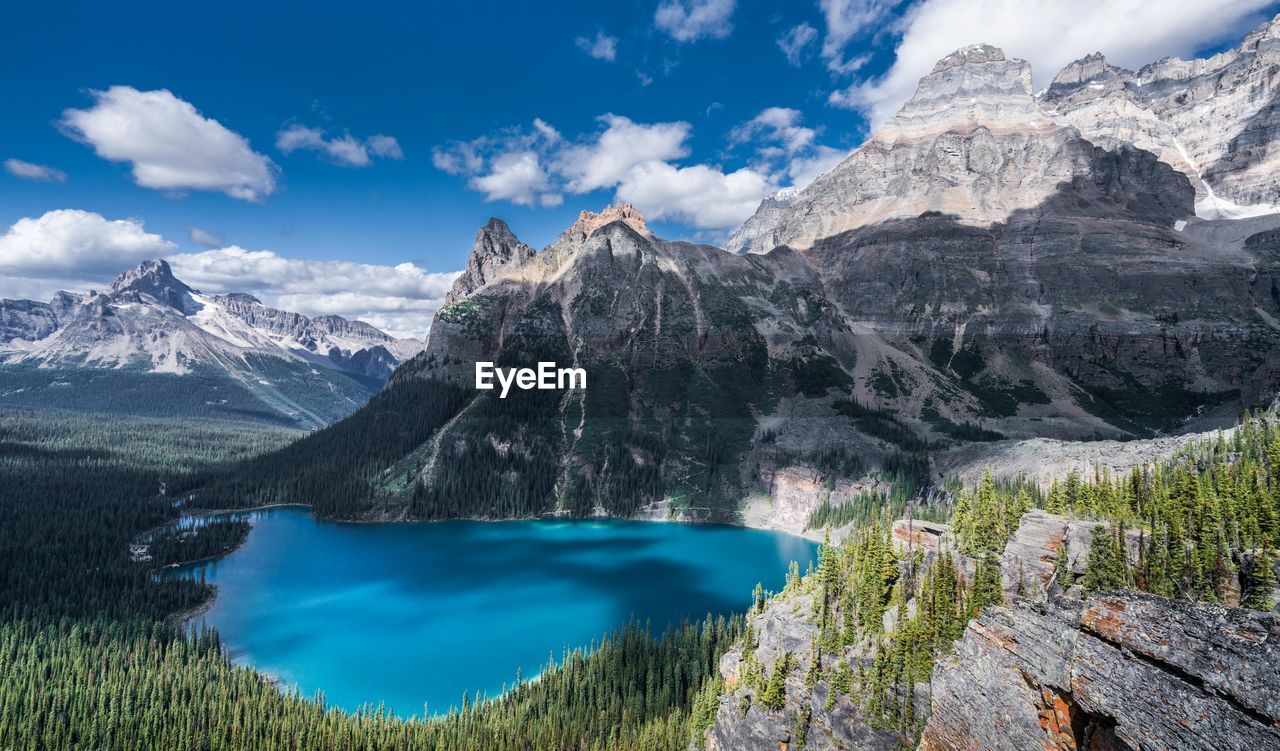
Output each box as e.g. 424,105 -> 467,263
109,259 -> 198,313
217,291 -> 264,305
930,43 -> 1008,72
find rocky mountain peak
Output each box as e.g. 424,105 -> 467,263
565,203 -> 653,241
108,259 -> 198,313
444,218 -> 537,305
888,43 -> 1050,137
930,43 -> 1008,72
1046,52 -> 1131,92
217,291 -> 263,305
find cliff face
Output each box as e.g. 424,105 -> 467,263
920,592 -> 1280,751
1045,15 -> 1280,211
729,45 -> 1112,255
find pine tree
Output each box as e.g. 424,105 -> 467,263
969,553 -> 1003,616
1082,526 -> 1126,594
1053,543 -> 1072,592
759,653 -> 792,710
1243,548 -> 1276,612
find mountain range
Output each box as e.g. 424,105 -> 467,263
0,259 -> 422,428
209,16 -> 1280,523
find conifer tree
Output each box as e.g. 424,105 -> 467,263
969,553 -> 1003,616
1243,548 -> 1276,612
1082,526 -> 1126,594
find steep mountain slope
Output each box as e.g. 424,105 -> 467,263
0,260 -> 421,427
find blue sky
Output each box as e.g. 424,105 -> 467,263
2,0 -> 1275,336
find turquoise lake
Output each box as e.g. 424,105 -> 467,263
176,509 -> 817,717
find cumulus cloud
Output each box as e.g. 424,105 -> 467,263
276,125 -> 403,167
60,87 -> 276,201
655,0 -> 736,42
4,158 -> 67,183
168,247 -> 460,338
367,134 -> 404,159
777,23 -> 819,66
434,106 -> 854,232
555,115 -> 690,193
434,114 -> 769,229
470,151 -> 554,207
0,210 -> 175,281
731,107 -> 816,153
616,161 -> 770,229
576,30 -> 618,61
831,0 -> 1274,127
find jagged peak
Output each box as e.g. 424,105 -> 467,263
888,43 -> 1045,136
931,43 -> 1008,72
565,203 -> 653,240
108,259 -> 199,313
444,217 -> 537,305
109,259 -> 186,293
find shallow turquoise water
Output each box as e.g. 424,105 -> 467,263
176,509 -> 816,717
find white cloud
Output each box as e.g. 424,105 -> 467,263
168,247 -> 460,338
655,0 -> 736,42
435,113 -> 784,231
731,107 -> 816,153
469,151 -> 554,207
616,161 -> 771,230
576,30 -> 618,61
4,159 -> 67,183
188,226 -> 222,247
777,23 -> 819,66
431,140 -> 484,176
276,125 -> 403,167
60,86 -> 276,201
367,134 -> 404,160
555,115 -> 690,193
834,0 -> 1275,127
0,209 -> 175,280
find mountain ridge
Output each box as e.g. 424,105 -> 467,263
0,259 -> 422,427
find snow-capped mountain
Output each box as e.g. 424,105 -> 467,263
0,260 -> 423,427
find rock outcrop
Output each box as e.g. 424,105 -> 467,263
920,592 -> 1280,751
705,594 -> 900,751
444,218 -> 536,305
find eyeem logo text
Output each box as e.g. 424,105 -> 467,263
475,362 -> 587,398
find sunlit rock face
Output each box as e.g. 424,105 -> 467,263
920,592 -> 1280,751
1043,14 -> 1280,214
728,45 -> 1162,256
